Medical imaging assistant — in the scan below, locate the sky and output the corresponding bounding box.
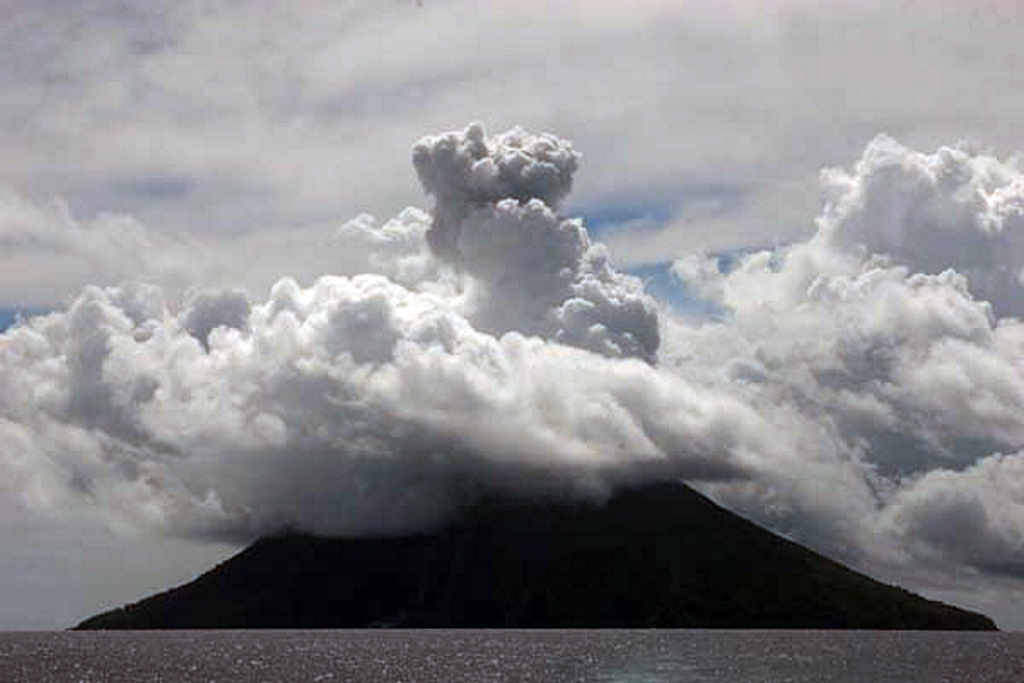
[2,0,1024,630]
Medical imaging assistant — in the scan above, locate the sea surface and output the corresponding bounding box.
[1,630,1022,682]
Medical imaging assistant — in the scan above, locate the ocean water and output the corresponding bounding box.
[1,630,1022,682]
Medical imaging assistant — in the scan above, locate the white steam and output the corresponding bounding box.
[414,123,659,361]
[2,125,1024,590]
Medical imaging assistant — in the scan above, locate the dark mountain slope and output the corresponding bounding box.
[76,482,995,630]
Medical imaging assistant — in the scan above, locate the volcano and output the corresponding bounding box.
[76,482,995,630]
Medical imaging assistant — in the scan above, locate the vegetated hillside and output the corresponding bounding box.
[76,482,996,630]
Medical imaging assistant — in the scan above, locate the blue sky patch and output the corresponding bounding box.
[0,307,50,333]
[578,184,746,239]
[579,204,674,235]
[626,261,722,320]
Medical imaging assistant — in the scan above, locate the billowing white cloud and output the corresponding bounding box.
[413,123,580,260]
[882,452,1024,575]
[819,135,1024,317]
[667,135,1024,575]
[6,0,1024,631]
[0,126,726,543]
[415,124,660,360]
[3,124,1024,622]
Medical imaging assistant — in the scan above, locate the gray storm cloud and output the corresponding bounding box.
[2,125,1024,590]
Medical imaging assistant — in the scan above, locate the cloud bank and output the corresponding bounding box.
[2,125,1024,596]
[669,135,1024,572]
[0,124,680,542]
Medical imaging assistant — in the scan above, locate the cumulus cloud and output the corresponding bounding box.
[882,452,1024,575]
[415,124,659,360]
[413,123,580,259]
[818,135,1024,317]
[181,290,251,350]
[0,125,718,543]
[4,124,1024,601]
[667,135,1024,574]
[0,274,763,541]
